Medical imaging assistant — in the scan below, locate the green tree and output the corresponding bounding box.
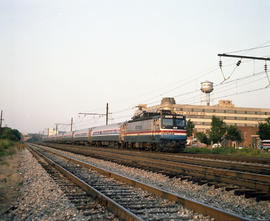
[196,132,210,145]
[0,127,21,141]
[186,119,194,137]
[257,117,270,140]
[225,125,242,143]
[208,116,226,144]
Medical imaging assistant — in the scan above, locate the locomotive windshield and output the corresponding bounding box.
[175,118,186,128]
[162,118,174,128]
[162,115,186,129]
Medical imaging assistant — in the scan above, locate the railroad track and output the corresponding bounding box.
[28,145,118,220]
[41,143,270,201]
[27,143,248,221]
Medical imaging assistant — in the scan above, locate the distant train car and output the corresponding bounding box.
[91,123,122,147]
[55,134,64,143]
[62,131,73,144]
[73,128,90,144]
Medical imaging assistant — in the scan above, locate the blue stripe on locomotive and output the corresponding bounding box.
[124,134,186,143]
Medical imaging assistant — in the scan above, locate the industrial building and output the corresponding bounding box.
[143,97,270,147]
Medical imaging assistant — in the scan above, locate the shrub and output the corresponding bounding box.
[0,139,16,158]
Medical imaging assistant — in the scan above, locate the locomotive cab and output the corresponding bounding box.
[161,114,186,129]
[159,111,187,150]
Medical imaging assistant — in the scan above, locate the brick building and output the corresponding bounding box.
[144,98,270,147]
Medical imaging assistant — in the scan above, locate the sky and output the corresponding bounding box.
[1,0,270,134]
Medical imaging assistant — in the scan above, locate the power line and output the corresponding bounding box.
[79,103,110,125]
[212,86,270,102]
[225,44,270,54]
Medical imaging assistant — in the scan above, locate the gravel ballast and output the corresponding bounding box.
[2,149,86,221]
[3,146,270,220]
[48,146,270,221]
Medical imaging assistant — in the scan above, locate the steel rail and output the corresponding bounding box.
[30,143,250,221]
[43,144,270,192]
[27,145,143,221]
[44,143,270,174]
[97,149,270,175]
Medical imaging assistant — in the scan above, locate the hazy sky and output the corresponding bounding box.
[1,0,270,134]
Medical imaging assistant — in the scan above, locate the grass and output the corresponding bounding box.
[184,146,270,158]
[0,139,25,164]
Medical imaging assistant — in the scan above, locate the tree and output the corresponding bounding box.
[225,125,242,143]
[186,119,194,137]
[196,132,210,145]
[208,116,226,144]
[0,127,21,141]
[257,117,270,140]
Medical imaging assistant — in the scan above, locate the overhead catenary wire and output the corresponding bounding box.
[212,86,270,102]
[186,84,270,106]
[177,72,267,105]
[113,70,267,117]
[53,45,270,131]
[70,69,268,131]
[225,44,270,54]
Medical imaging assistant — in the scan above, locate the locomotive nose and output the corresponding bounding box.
[170,141,176,147]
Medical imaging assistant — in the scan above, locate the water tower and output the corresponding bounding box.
[200,81,213,106]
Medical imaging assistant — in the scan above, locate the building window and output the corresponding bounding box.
[234,117,237,120]
[224,110,226,113]
[234,110,237,113]
[255,112,257,114]
[245,111,247,114]
[213,109,216,113]
[202,109,205,112]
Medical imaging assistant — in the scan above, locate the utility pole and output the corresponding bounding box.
[106,103,109,125]
[55,123,71,135]
[79,103,111,125]
[0,110,3,137]
[71,117,73,132]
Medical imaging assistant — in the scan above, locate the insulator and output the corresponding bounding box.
[219,60,222,68]
[265,64,267,72]
[236,60,241,66]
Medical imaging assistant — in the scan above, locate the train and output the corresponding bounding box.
[45,99,187,152]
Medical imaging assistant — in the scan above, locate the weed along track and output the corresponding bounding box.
[28,143,252,221]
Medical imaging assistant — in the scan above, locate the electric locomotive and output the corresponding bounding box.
[123,110,186,152]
